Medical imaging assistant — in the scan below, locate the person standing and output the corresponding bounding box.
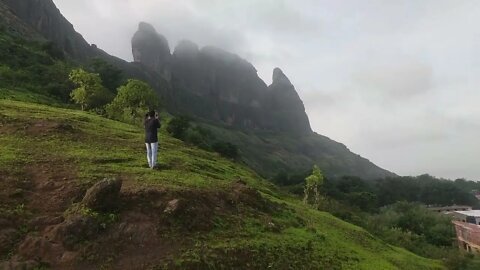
[144,110,161,169]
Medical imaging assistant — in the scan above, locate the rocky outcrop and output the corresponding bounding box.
[132,22,171,80]
[0,1,42,39]
[82,178,122,212]
[266,68,312,134]
[2,0,93,59]
[170,40,312,134]
[171,44,269,129]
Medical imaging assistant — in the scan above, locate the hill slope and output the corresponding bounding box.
[0,99,443,269]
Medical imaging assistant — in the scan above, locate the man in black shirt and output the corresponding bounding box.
[144,110,161,169]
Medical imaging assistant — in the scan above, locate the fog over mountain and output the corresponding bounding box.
[52,0,480,180]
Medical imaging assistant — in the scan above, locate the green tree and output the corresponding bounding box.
[88,58,124,92]
[304,165,324,206]
[69,68,112,110]
[106,79,159,123]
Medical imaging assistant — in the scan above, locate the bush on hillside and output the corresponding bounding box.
[88,58,124,93]
[212,141,239,159]
[69,68,113,110]
[106,79,159,123]
[184,126,213,150]
[41,41,65,60]
[304,165,324,206]
[167,116,191,140]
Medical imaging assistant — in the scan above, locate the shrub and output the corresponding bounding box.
[106,79,159,123]
[303,165,324,205]
[212,142,239,159]
[167,116,191,140]
[88,58,124,92]
[41,41,65,60]
[69,68,112,110]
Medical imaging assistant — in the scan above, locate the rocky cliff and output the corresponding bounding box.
[2,0,93,59]
[132,22,172,80]
[129,22,312,134]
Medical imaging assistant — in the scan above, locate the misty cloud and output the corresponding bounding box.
[52,0,480,180]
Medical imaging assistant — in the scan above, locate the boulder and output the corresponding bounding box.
[81,178,122,212]
[50,215,99,249]
[163,199,181,214]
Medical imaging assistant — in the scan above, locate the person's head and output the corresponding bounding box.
[147,110,155,118]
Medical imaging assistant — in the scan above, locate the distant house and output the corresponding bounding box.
[452,210,480,253]
[452,210,480,225]
[427,205,472,214]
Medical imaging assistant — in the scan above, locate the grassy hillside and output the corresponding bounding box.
[195,122,394,180]
[0,99,444,269]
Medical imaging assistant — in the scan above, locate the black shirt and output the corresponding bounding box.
[144,118,161,143]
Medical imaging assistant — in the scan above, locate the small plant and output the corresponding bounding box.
[303,165,324,206]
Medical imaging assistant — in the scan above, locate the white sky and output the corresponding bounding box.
[53,0,480,180]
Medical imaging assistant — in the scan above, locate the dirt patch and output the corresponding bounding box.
[24,159,83,215]
[26,120,76,136]
[0,119,78,136]
[3,178,280,269]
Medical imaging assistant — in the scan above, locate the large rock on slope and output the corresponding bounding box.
[82,178,122,211]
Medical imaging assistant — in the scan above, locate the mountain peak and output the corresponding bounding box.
[138,21,157,33]
[132,22,171,73]
[272,67,292,85]
[173,40,199,58]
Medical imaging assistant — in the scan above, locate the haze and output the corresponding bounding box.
[52,0,480,180]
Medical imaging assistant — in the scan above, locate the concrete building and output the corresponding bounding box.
[452,210,480,225]
[452,210,480,254]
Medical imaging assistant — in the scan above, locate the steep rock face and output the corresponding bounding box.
[171,43,269,129]
[2,0,92,59]
[266,68,312,134]
[0,1,42,39]
[132,22,171,80]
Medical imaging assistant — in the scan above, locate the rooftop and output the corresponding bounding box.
[455,210,480,217]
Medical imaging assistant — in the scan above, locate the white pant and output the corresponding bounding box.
[145,142,158,168]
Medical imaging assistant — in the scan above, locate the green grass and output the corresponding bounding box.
[0,99,445,269]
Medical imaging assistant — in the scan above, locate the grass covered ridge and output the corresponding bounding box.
[0,99,444,269]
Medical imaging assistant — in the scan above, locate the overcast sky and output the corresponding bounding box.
[52,0,480,180]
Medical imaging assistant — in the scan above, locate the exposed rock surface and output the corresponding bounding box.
[2,0,91,59]
[82,178,122,212]
[266,67,312,133]
[132,22,171,76]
